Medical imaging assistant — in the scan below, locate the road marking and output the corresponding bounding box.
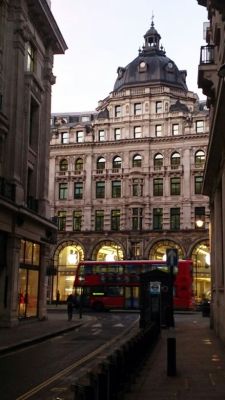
[16,318,138,400]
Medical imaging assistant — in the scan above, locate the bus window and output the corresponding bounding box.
[106,287,123,296]
[84,265,92,275]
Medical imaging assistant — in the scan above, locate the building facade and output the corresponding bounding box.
[49,23,210,305]
[0,0,67,326]
[198,0,225,341]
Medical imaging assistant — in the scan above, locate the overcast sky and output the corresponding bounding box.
[50,0,207,113]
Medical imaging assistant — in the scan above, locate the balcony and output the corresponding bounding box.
[0,177,16,201]
[198,45,217,99]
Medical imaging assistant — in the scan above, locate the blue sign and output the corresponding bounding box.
[166,248,178,267]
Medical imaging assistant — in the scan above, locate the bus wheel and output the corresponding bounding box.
[93,301,104,312]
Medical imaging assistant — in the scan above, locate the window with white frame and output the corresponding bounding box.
[196,120,204,133]
[114,128,121,140]
[76,131,84,143]
[61,132,69,144]
[98,130,105,141]
[134,126,142,138]
[172,124,179,136]
[115,105,121,117]
[156,101,163,114]
[26,42,35,72]
[155,125,162,137]
[134,103,142,115]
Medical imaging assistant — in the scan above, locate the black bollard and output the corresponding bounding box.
[167,337,176,376]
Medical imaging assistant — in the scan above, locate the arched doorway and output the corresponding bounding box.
[93,241,124,261]
[191,241,210,304]
[149,240,184,260]
[51,242,84,303]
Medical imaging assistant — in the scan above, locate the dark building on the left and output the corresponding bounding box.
[0,0,67,326]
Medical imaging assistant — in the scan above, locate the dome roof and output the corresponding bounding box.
[113,22,188,92]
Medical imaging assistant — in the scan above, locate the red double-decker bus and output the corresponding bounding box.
[74,259,194,311]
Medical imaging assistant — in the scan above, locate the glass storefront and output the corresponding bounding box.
[18,240,40,319]
[52,244,84,302]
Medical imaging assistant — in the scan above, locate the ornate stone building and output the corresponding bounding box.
[49,22,210,305]
[0,0,67,326]
[198,0,225,341]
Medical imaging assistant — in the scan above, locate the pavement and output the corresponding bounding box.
[0,305,88,356]
[123,312,225,400]
[1,308,225,399]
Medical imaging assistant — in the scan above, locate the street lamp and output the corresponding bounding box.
[196,218,204,228]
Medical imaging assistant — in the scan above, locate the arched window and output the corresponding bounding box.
[195,150,205,167]
[154,153,163,169]
[59,159,68,171]
[132,154,142,168]
[112,156,122,169]
[171,152,180,168]
[75,158,83,171]
[97,157,105,170]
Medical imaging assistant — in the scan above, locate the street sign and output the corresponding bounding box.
[166,248,178,267]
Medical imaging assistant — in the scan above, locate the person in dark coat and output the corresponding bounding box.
[67,293,74,321]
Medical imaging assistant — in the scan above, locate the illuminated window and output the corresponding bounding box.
[26,42,35,72]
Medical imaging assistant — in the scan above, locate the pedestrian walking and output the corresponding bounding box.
[67,293,74,321]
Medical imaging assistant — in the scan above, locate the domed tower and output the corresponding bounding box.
[114,21,188,92]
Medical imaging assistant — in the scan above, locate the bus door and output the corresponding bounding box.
[124,286,139,309]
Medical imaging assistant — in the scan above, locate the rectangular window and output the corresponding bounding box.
[111,210,120,231]
[112,180,121,198]
[170,177,181,195]
[155,125,162,137]
[98,130,105,141]
[134,126,142,138]
[81,116,90,122]
[76,131,84,143]
[156,101,163,113]
[131,242,141,258]
[59,183,68,200]
[132,208,143,230]
[115,105,121,117]
[172,124,179,135]
[195,176,203,194]
[134,103,142,115]
[153,178,163,196]
[61,132,69,144]
[29,97,39,147]
[114,128,121,140]
[96,181,105,198]
[73,210,82,231]
[74,182,83,199]
[95,210,104,231]
[196,120,204,133]
[132,178,143,196]
[170,208,180,230]
[153,208,163,230]
[195,207,205,229]
[26,42,35,72]
[58,211,66,231]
